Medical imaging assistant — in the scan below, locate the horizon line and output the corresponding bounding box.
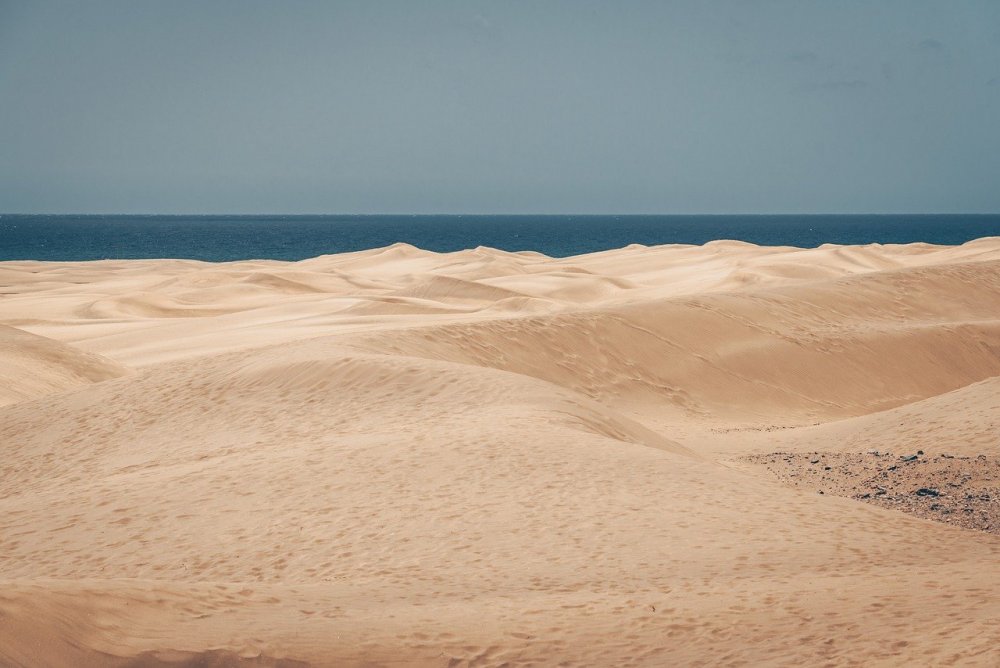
[3,212,1000,217]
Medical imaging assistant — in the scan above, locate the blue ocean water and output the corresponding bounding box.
[1,214,999,262]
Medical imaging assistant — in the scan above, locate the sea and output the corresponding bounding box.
[1,214,999,262]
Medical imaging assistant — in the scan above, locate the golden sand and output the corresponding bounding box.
[2,239,999,666]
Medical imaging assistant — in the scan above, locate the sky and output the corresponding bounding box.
[1,0,999,214]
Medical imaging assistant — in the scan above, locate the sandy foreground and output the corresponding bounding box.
[1,238,999,667]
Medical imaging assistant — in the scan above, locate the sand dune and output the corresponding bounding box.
[730,375,1000,458]
[0,324,129,406]
[1,238,999,666]
[346,259,1000,423]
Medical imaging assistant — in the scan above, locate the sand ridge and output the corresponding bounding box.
[1,238,999,666]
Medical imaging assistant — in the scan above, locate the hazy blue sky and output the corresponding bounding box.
[2,0,999,214]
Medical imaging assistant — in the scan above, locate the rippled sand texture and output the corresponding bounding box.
[2,238,999,667]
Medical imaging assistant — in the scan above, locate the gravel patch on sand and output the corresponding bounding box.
[745,450,999,534]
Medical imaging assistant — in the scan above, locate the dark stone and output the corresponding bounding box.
[900,455,918,462]
[915,488,940,497]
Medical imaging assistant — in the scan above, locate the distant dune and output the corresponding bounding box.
[1,239,999,666]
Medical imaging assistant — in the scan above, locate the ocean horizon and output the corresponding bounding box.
[2,213,1000,262]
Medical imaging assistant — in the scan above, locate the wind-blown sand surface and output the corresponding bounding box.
[1,238,999,666]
